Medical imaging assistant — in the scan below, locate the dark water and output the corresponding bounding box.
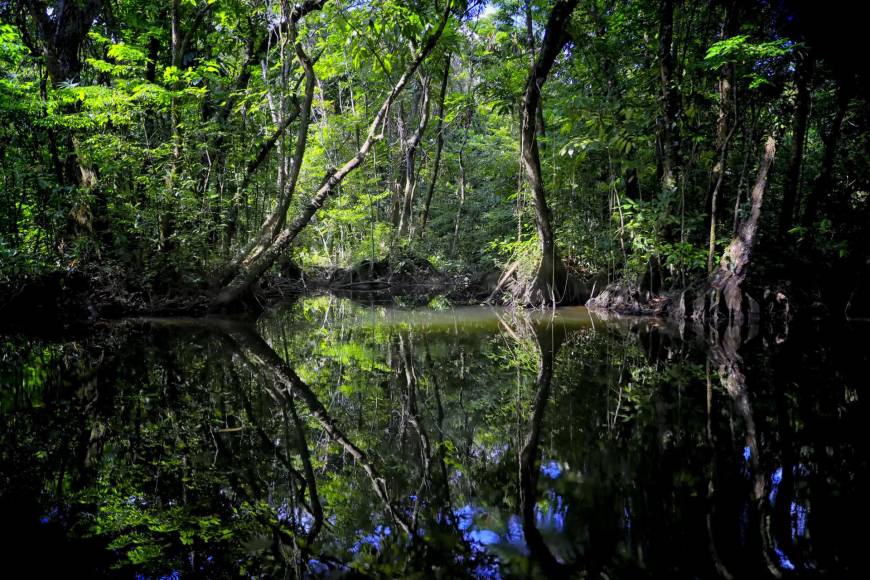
[1,297,867,578]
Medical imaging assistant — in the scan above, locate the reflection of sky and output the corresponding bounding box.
[276,502,314,534]
[792,503,808,539]
[775,547,796,571]
[350,524,392,554]
[768,464,811,571]
[467,529,501,545]
[541,460,562,479]
[506,515,526,549]
[768,465,810,540]
[307,558,331,575]
[470,442,510,464]
[536,490,567,533]
[451,505,504,579]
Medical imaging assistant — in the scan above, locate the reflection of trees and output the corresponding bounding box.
[5,303,862,577]
[224,348,323,551]
[705,321,786,578]
[219,320,414,537]
[500,312,571,576]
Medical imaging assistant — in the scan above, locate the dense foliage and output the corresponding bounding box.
[0,0,868,307]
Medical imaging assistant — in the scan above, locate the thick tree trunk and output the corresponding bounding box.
[213,3,452,308]
[778,50,813,238]
[26,0,108,246]
[418,55,451,236]
[524,0,547,140]
[518,0,579,307]
[696,136,777,325]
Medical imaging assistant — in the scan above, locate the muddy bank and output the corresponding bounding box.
[0,269,212,331]
[0,257,480,329]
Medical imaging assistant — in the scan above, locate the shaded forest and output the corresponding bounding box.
[1,0,868,321]
[2,2,870,576]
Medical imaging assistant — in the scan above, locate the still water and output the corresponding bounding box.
[1,297,867,577]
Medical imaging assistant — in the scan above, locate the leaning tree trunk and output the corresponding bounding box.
[221,29,317,281]
[213,3,452,309]
[518,0,579,307]
[695,135,777,326]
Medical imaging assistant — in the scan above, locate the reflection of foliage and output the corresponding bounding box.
[2,298,865,576]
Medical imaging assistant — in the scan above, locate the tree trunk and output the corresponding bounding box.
[778,50,813,239]
[213,3,452,308]
[398,75,432,237]
[223,32,317,278]
[656,0,680,192]
[801,80,851,231]
[216,2,325,253]
[450,143,467,256]
[697,135,777,326]
[524,0,547,140]
[706,0,738,272]
[26,0,108,245]
[419,55,451,237]
[519,0,579,307]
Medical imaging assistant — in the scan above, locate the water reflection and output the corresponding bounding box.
[1,297,867,577]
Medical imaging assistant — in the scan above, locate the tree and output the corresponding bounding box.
[696,135,777,325]
[778,48,813,239]
[213,1,454,308]
[516,0,579,307]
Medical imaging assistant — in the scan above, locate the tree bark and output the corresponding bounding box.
[418,55,451,236]
[801,80,851,231]
[519,0,579,307]
[706,0,739,272]
[213,3,453,308]
[778,50,813,239]
[656,0,680,192]
[698,135,777,326]
[398,74,432,237]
